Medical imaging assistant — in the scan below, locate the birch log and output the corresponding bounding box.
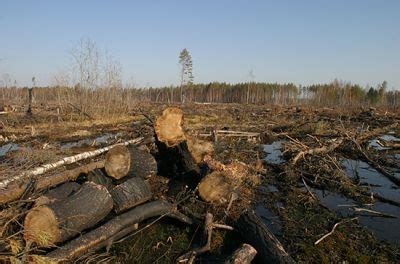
[0,137,143,189]
[0,160,105,205]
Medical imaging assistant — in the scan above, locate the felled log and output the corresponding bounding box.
[155,107,200,183]
[24,182,113,247]
[35,182,80,207]
[0,137,143,189]
[238,210,295,264]
[110,177,152,213]
[105,145,157,180]
[0,160,105,205]
[45,201,192,262]
[225,244,257,264]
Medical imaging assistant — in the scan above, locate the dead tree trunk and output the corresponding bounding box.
[110,177,152,213]
[154,107,200,185]
[24,182,113,247]
[237,210,295,264]
[27,88,33,115]
[105,145,157,180]
[45,201,192,262]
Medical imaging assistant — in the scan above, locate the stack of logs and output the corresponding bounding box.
[0,107,293,263]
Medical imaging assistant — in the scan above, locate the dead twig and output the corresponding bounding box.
[177,213,233,264]
[292,138,343,164]
[314,217,358,245]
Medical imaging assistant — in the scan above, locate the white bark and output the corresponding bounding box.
[0,137,143,189]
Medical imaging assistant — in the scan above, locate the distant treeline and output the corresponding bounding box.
[133,80,398,107]
[0,80,399,116]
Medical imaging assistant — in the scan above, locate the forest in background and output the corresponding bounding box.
[0,79,399,117]
[1,40,399,116]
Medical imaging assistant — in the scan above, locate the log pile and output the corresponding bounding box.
[0,106,293,263]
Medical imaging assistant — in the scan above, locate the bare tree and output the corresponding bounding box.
[103,51,122,89]
[70,38,101,90]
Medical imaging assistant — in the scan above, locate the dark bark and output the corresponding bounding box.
[126,146,157,179]
[105,145,157,180]
[237,210,295,264]
[154,107,201,186]
[24,182,113,247]
[35,182,80,206]
[156,139,200,180]
[87,168,113,190]
[110,177,152,213]
[45,201,192,262]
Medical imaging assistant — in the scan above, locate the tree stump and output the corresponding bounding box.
[154,107,200,185]
[24,182,113,247]
[105,145,157,180]
[110,177,152,213]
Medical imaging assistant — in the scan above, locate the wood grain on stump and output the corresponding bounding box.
[154,107,200,184]
[198,171,233,203]
[105,145,131,179]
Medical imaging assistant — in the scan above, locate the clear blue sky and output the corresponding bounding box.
[1,0,399,88]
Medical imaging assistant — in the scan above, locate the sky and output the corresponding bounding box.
[0,0,399,88]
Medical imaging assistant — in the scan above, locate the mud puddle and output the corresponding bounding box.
[262,140,285,164]
[309,188,400,244]
[303,158,400,243]
[368,134,400,150]
[60,132,124,150]
[261,140,400,244]
[0,143,19,157]
[255,204,283,238]
[343,159,399,202]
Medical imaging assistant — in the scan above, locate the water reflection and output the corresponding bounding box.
[0,143,19,157]
[263,141,285,164]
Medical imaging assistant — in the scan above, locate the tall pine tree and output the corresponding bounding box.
[179,48,193,103]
